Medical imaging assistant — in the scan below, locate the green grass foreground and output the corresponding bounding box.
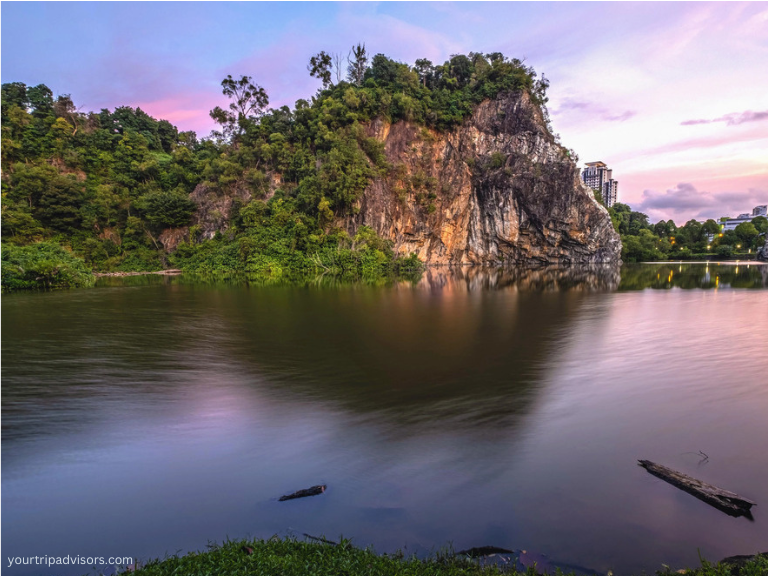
[128,538,768,576]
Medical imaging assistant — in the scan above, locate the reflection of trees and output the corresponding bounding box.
[4,267,612,445]
[8,263,762,446]
[619,263,767,290]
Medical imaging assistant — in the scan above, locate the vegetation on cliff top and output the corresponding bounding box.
[1,48,553,290]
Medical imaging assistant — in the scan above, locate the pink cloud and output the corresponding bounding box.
[613,127,768,161]
[635,183,767,223]
[681,109,768,126]
[551,98,636,123]
[133,92,223,136]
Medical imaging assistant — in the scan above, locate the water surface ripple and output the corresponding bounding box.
[2,263,767,575]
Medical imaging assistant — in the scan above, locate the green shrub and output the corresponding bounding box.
[1,242,95,291]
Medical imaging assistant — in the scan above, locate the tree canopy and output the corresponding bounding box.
[1,48,555,289]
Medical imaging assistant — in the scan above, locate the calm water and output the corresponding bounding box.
[2,263,767,575]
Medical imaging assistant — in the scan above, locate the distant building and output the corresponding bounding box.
[581,161,619,208]
[721,205,767,231]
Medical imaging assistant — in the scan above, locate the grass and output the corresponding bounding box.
[127,538,768,576]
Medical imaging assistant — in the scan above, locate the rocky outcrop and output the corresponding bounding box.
[189,181,251,240]
[181,90,620,265]
[345,91,620,266]
[158,226,189,253]
[757,235,768,261]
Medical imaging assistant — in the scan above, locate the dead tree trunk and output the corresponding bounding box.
[638,460,756,518]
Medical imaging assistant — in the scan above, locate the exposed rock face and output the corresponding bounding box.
[190,181,252,240]
[158,226,189,253]
[344,91,621,266]
[179,91,620,264]
[757,236,768,261]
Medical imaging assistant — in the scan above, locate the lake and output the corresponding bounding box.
[2,262,767,575]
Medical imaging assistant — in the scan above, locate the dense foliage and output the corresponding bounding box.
[604,202,767,263]
[1,241,95,291]
[2,49,548,290]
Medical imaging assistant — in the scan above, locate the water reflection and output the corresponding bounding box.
[92,262,767,292]
[2,269,594,445]
[2,263,767,576]
[619,262,768,290]
[418,264,621,292]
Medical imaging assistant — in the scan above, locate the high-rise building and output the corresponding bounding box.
[581,161,619,208]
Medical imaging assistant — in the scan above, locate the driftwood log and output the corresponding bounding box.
[638,460,756,517]
[303,533,337,546]
[278,484,326,501]
[456,546,514,558]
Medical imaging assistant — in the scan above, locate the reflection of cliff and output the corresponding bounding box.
[417,264,621,292]
[210,276,595,434]
[1,272,596,445]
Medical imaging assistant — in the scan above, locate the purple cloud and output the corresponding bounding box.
[681,109,768,126]
[551,98,635,122]
[635,183,767,223]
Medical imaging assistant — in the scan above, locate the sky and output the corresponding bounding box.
[2,1,767,224]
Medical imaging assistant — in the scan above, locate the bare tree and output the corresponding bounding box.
[346,43,368,86]
[332,52,345,84]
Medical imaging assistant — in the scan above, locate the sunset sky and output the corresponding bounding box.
[2,2,766,224]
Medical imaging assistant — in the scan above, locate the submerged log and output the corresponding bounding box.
[302,533,337,546]
[720,552,768,575]
[456,546,514,558]
[638,460,756,517]
[278,484,326,501]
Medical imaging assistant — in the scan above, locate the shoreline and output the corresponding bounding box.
[92,269,183,277]
[123,537,767,576]
[92,260,765,278]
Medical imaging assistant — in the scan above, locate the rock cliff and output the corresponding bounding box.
[182,90,621,266]
[344,90,621,266]
[757,235,768,261]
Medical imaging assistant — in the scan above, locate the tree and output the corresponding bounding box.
[139,190,197,228]
[702,219,721,236]
[209,75,269,138]
[414,58,433,88]
[751,215,768,234]
[346,43,368,86]
[369,54,400,85]
[1,82,29,119]
[682,219,703,243]
[734,222,758,245]
[53,94,81,135]
[448,55,473,88]
[27,84,54,117]
[308,51,333,89]
[157,120,178,153]
[332,52,345,85]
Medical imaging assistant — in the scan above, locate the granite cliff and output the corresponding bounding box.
[181,91,621,267]
[757,235,768,261]
[344,91,621,266]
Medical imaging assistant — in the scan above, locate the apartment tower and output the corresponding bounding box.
[581,161,619,208]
